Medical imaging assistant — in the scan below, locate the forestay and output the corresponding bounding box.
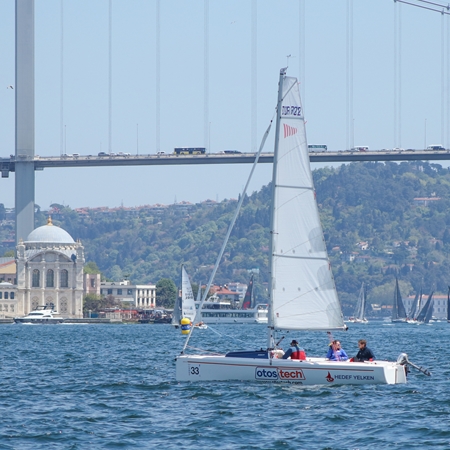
[270,76,345,331]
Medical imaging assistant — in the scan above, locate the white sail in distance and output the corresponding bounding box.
[181,266,196,323]
[270,76,346,331]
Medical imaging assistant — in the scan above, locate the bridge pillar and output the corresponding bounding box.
[15,0,35,243]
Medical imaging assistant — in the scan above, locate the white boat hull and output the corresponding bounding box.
[14,317,64,324]
[176,355,407,385]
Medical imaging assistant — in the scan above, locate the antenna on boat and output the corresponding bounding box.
[286,54,291,67]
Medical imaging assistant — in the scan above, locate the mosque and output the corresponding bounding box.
[0,218,84,318]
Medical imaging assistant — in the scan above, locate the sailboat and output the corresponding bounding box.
[348,283,368,323]
[171,296,182,328]
[392,278,408,323]
[173,265,197,329]
[241,274,255,310]
[176,68,407,385]
[416,291,434,324]
[406,287,422,324]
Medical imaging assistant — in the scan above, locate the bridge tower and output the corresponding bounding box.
[15,0,35,243]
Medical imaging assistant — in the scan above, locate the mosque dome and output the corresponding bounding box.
[25,217,75,244]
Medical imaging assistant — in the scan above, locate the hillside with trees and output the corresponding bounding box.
[2,161,450,315]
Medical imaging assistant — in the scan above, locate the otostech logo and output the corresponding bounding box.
[255,367,305,382]
[255,367,278,380]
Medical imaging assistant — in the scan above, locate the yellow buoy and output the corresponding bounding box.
[180,317,192,335]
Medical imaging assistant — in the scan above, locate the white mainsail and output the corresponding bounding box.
[181,266,196,323]
[270,75,345,331]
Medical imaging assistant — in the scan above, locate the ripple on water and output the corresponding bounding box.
[0,322,449,448]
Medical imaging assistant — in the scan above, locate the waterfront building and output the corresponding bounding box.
[0,258,16,284]
[84,273,101,296]
[15,217,85,318]
[100,280,156,309]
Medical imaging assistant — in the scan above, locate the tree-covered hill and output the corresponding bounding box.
[4,160,450,314]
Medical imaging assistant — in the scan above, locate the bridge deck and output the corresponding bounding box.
[2,150,450,175]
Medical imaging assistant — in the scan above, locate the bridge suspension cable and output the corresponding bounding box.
[394,0,450,15]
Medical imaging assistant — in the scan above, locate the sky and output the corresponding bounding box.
[1,0,450,210]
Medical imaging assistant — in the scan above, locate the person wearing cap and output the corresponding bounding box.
[282,340,306,360]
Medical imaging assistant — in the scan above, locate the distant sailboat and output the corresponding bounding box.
[407,287,422,324]
[241,274,254,310]
[171,296,182,328]
[173,265,197,328]
[348,282,368,323]
[392,278,408,323]
[416,291,434,324]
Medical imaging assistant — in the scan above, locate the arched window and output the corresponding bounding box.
[46,269,54,288]
[60,270,69,288]
[32,269,40,287]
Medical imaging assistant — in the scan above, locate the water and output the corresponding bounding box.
[0,321,449,449]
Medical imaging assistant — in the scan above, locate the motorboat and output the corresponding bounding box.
[14,304,65,324]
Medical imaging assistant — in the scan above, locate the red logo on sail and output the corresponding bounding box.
[283,124,298,138]
[325,371,334,382]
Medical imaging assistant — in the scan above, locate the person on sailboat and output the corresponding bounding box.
[282,340,306,360]
[351,339,375,362]
[326,340,349,361]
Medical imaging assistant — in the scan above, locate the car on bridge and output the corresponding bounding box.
[98,152,107,157]
[426,145,445,150]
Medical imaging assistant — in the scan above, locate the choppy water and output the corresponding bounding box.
[0,321,448,449]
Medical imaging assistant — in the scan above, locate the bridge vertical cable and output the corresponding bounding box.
[156,0,161,153]
[447,13,449,150]
[399,2,402,148]
[204,1,209,153]
[394,1,400,148]
[441,12,445,146]
[251,0,257,153]
[108,0,112,154]
[346,0,353,150]
[60,0,64,157]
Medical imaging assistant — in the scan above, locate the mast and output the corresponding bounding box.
[447,286,450,323]
[361,283,366,320]
[267,67,287,349]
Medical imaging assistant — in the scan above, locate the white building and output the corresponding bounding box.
[14,218,85,318]
[100,280,156,309]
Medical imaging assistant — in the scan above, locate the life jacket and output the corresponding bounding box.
[291,345,306,360]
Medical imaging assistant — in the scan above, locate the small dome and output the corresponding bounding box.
[26,217,75,244]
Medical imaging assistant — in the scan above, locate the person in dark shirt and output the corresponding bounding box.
[353,339,375,362]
